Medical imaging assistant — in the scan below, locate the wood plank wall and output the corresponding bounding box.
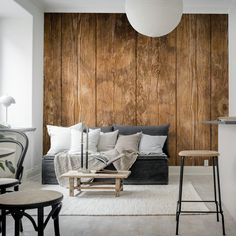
[44,13,228,166]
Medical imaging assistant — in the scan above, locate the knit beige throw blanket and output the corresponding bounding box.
[54,149,138,187]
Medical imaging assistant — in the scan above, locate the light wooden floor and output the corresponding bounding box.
[5,175,236,236]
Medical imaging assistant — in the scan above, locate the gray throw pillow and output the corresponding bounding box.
[115,133,142,153]
[139,134,167,154]
[98,130,119,152]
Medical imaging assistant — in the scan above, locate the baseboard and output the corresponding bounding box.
[24,165,41,180]
[169,166,212,175]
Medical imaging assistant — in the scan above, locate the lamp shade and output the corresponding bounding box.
[0,95,16,107]
[125,0,183,37]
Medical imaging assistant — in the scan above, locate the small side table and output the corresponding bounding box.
[0,190,63,236]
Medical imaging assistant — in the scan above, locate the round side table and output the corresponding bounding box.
[0,190,63,236]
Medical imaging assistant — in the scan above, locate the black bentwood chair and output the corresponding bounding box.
[0,129,29,232]
[0,129,29,193]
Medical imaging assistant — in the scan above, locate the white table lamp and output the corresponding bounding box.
[0,95,15,126]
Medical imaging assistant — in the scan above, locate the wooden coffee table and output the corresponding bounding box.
[61,170,131,197]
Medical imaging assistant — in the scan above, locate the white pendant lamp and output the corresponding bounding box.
[125,0,183,37]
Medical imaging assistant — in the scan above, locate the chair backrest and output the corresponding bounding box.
[0,129,29,182]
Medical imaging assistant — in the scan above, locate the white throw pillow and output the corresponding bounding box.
[139,134,167,154]
[69,129,100,154]
[98,130,119,152]
[47,123,82,155]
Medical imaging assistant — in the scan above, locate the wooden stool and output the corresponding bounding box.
[176,150,225,235]
[0,190,63,236]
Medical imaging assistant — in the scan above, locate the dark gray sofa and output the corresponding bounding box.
[42,124,169,185]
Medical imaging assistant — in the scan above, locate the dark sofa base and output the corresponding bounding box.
[42,155,169,185]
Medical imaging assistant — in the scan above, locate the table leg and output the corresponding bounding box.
[38,207,44,236]
[120,179,124,191]
[115,178,121,197]
[77,178,81,192]
[69,177,75,197]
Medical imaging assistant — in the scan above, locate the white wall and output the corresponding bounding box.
[0,17,33,127]
[217,0,236,222]
[14,0,44,173]
[219,125,236,221]
[229,1,236,115]
[0,0,44,176]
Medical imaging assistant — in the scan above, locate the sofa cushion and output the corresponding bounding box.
[113,124,170,155]
[88,126,113,133]
[115,133,142,153]
[43,155,55,160]
[47,123,83,155]
[98,130,119,152]
[69,129,100,154]
[139,134,167,154]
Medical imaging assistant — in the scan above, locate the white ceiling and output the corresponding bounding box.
[0,0,30,18]
[35,0,231,13]
[0,0,232,18]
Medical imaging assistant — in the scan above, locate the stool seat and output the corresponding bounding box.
[0,178,19,189]
[179,150,219,157]
[0,190,63,209]
[0,190,63,236]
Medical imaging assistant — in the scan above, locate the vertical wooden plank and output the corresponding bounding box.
[137,36,160,125]
[211,15,229,151]
[195,15,211,165]
[77,14,96,126]
[61,14,78,126]
[97,14,136,126]
[96,14,115,126]
[112,14,136,125]
[177,15,197,166]
[43,14,62,154]
[159,31,177,165]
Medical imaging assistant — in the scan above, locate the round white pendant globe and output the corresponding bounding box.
[125,0,183,37]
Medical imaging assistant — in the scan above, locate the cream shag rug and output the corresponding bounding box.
[40,183,208,216]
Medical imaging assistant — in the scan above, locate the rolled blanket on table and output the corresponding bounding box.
[54,149,138,187]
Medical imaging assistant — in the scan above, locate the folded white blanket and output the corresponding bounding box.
[54,149,138,187]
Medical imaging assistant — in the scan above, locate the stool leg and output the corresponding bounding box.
[216,157,226,235]
[53,215,60,236]
[212,157,219,222]
[38,207,44,236]
[176,156,185,235]
[52,203,62,236]
[0,209,2,234]
[14,214,21,236]
[1,209,6,236]
[19,220,23,232]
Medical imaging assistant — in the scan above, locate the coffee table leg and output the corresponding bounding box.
[120,179,124,191]
[38,207,44,236]
[77,178,81,192]
[69,177,75,197]
[115,178,121,197]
